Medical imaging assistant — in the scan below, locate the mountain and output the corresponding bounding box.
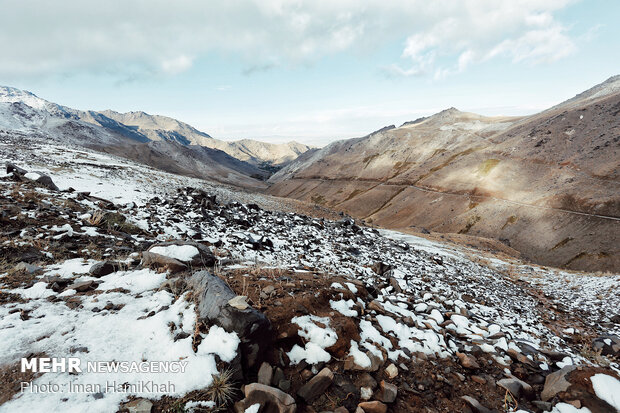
[0,86,287,189]
[100,110,313,167]
[268,76,620,272]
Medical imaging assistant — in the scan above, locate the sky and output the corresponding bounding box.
[1,0,618,146]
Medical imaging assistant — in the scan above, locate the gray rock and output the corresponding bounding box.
[592,335,620,357]
[6,163,27,176]
[89,261,120,277]
[258,361,273,385]
[497,377,534,400]
[541,365,577,401]
[190,271,272,372]
[142,251,187,273]
[67,280,96,292]
[234,383,296,413]
[14,262,41,274]
[375,380,398,403]
[298,367,334,402]
[460,396,496,413]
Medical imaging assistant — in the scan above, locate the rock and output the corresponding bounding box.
[385,363,398,379]
[371,262,392,276]
[89,261,120,277]
[6,163,27,176]
[147,240,216,267]
[332,374,360,412]
[360,387,373,400]
[228,295,249,310]
[471,375,486,385]
[532,400,553,412]
[14,262,41,274]
[67,280,96,293]
[356,373,378,389]
[258,362,274,385]
[272,367,285,387]
[263,285,275,295]
[460,396,496,413]
[190,271,272,372]
[234,383,296,413]
[357,401,387,413]
[541,366,576,401]
[374,381,397,403]
[367,300,385,314]
[30,173,59,191]
[497,377,534,400]
[141,251,187,274]
[298,367,334,402]
[592,335,620,357]
[334,407,348,413]
[456,352,480,369]
[124,398,153,413]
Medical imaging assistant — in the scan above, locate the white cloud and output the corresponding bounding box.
[0,0,579,80]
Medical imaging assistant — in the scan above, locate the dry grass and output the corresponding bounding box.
[206,368,237,407]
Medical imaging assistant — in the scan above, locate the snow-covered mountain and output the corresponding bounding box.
[0,86,313,188]
[100,109,313,166]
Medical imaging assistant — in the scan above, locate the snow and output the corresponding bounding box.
[550,403,592,413]
[97,268,167,294]
[348,340,371,368]
[24,172,41,181]
[287,315,337,365]
[197,325,240,363]
[330,299,358,316]
[149,245,199,262]
[244,403,260,413]
[185,400,216,411]
[590,373,620,410]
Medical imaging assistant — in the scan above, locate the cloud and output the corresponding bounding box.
[0,0,580,80]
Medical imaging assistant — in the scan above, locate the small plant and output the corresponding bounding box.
[87,210,106,226]
[206,368,236,407]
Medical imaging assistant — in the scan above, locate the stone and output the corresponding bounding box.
[532,400,553,412]
[368,300,385,314]
[460,396,495,413]
[471,375,486,385]
[263,285,275,295]
[147,240,216,267]
[360,387,373,400]
[6,163,27,176]
[89,261,120,277]
[14,262,41,274]
[456,352,480,369]
[190,271,272,372]
[497,377,534,400]
[228,296,249,310]
[541,365,577,401]
[67,280,96,292]
[356,373,378,389]
[332,374,360,412]
[234,383,296,413]
[371,262,392,276]
[374,381,397,403]
[298,367,334,402]
[141,251,187,274]
[258,362,274,385]
[334,407,348,413]
[357,401,387,413]
[385,363,398,379]
[124,398,153,413]
[592,335,620,357]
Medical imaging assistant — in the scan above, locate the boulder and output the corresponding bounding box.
[234,383,296,413]
[190,271,272,372]
[89,261,121,277]
[258,362,274,385]
[541,366,577,401]
[298,367,334,402]
[6,163,27,176]
[147,241,215,268]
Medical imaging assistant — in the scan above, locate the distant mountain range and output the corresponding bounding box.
[268,76,620,272]
[0,86,312,188]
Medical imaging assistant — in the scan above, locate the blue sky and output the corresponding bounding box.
[1,0,618,146]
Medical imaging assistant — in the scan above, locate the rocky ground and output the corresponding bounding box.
[0,143,619,413]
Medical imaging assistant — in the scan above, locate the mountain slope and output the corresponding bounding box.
[0,86,268,189]
[268,77,620,272]
[100,110,313,167]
